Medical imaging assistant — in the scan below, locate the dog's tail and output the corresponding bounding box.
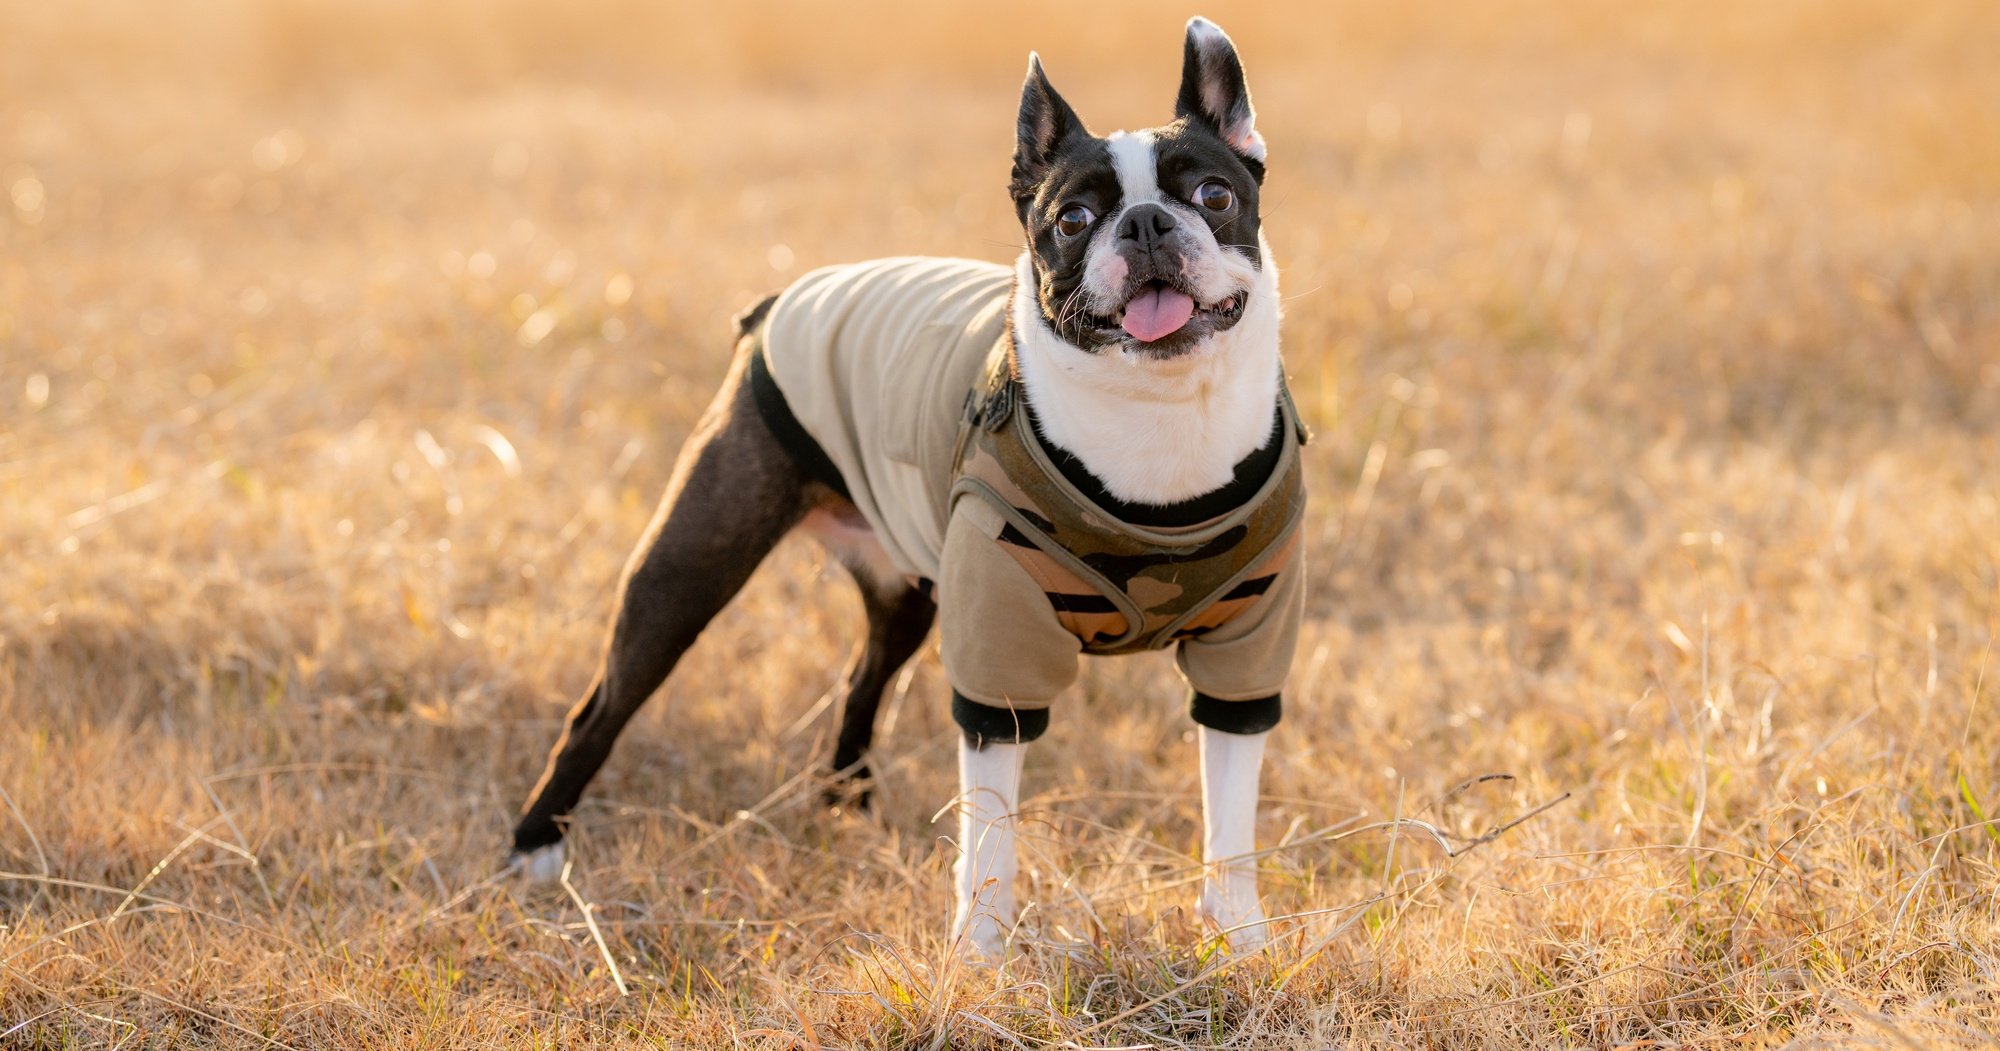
[732,292,781,340]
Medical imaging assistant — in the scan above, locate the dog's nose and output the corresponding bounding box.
[1116,203,1177,253]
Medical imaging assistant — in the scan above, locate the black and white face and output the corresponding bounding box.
[1010,18,1269,360]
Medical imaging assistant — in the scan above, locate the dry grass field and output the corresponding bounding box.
[4,1,1999,1046]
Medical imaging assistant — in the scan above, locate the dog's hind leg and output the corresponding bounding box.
[511,348,815,873]
[800,506,937,807]
[816,531,937,807]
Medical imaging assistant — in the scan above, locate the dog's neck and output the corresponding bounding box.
[1009,243,1283,506]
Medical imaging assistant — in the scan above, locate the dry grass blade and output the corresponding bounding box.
[0,781,51,916]
[558,859,629,997]
[110,818,222,919]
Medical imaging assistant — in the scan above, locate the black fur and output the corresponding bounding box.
[513,344,821,856]
[1010,54,1092,219]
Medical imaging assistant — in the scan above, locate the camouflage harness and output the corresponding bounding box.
[949,346,1308,656]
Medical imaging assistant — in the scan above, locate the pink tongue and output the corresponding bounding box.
[1120,285,1196,342]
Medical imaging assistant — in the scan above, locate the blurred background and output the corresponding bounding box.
[3,1,1998,1045]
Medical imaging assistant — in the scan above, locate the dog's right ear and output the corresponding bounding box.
[1010,53,1086,210]
[1176,18,1266,168]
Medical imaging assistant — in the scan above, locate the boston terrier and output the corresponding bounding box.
[510,17,1305,960]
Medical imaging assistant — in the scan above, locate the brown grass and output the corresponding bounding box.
[4,1,1999,1046]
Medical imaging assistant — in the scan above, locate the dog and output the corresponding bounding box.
[510,17,1305,959]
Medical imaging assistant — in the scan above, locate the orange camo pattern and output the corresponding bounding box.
[952,349,1307,656]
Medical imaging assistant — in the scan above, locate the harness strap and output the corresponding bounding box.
[949,343,1307,656]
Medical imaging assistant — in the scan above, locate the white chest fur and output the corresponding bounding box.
[1010,245,1283,506]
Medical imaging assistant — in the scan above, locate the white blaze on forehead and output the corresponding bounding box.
[1104,130,1160,206]
[1080,130,1164,311]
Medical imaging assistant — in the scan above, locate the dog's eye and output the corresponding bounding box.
[1055,205,1095,238]
[1196,181,1235,212]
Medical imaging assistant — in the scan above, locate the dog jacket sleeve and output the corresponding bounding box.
[937,496,1083,711]
[1174,545,1306,702]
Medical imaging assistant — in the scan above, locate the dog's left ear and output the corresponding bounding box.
[1011,53,1088,208]
[1175,17,1266,170]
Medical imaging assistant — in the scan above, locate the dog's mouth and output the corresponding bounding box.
[1084,280,1247,356]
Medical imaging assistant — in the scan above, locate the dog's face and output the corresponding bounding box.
[1010,18,1268,361]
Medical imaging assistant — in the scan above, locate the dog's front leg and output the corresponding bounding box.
[951,738,1026,960]
[1198,725,1270,952]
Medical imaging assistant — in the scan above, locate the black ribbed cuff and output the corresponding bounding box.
[952,691,1050,748]
[1190,691,1282,734]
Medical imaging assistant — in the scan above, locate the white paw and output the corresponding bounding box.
[1198,882,1269,954]
[512,841,567,884]
[951,909,1010,963]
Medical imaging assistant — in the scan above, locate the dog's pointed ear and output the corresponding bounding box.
[1011,53,1087,204]
[1176,18,1266,167]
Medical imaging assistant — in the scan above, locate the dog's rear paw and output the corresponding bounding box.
[509,841,567,884]
[820,766,873,814]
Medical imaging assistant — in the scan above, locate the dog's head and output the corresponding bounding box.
[1010,17,1268,361]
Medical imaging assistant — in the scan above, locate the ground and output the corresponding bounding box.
[3,1,1999,1047]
